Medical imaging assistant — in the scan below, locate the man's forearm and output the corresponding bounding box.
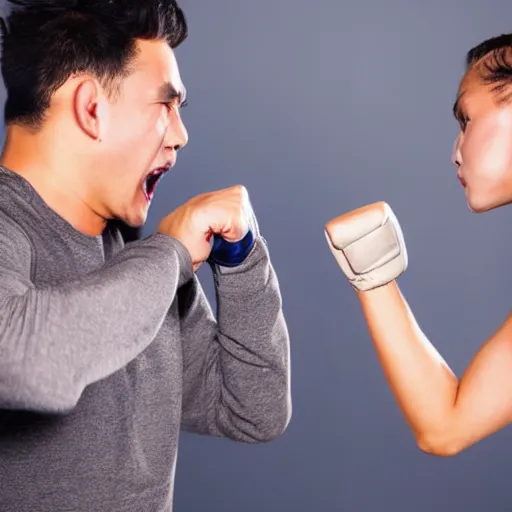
[357,281,460,452]
[180,237,291,443]
[214,240,291,441]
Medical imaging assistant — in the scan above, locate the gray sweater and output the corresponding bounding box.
[0,167,291,512]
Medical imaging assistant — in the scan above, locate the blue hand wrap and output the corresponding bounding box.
[209,229,255,267]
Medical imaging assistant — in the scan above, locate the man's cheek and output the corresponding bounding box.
[155,111,169,139]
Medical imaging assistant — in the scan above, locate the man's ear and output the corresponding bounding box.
[73,78,106,141]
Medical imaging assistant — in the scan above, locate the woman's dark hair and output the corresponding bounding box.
[466,34,512,103]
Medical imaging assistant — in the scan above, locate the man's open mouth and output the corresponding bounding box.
[143,167,169,202]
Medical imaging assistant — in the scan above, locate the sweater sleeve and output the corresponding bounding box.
[0,212,193,414]
[179,236,292,443]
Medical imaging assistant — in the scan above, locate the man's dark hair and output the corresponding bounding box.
[466,34,512,102]
[0,0,188,128]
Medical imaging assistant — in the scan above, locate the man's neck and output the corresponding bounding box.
[1,126,107,237]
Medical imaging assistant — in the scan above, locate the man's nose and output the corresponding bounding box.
[166,115,189,152]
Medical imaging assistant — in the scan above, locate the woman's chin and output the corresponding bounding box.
[465,187,508,213]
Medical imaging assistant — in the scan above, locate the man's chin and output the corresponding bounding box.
[120,207,148,229]
[127,213,147,228]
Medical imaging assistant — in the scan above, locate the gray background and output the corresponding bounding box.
[3,1,512,511]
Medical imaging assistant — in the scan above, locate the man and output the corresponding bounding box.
[324,34,512,457]
[0,1,291,510]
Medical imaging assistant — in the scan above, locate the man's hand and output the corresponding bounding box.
[324,201,408,291]
[158,185,252,270]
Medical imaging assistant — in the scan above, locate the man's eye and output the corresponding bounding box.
[163,100,187,111]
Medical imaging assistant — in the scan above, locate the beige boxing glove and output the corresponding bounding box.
[324,201,408,292]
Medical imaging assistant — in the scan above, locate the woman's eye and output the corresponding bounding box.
[458,110,470,131]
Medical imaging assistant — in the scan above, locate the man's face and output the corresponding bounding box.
[452,66,512,212]
[93,39,188,227]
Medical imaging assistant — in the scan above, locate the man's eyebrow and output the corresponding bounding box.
[158,82,187,105]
